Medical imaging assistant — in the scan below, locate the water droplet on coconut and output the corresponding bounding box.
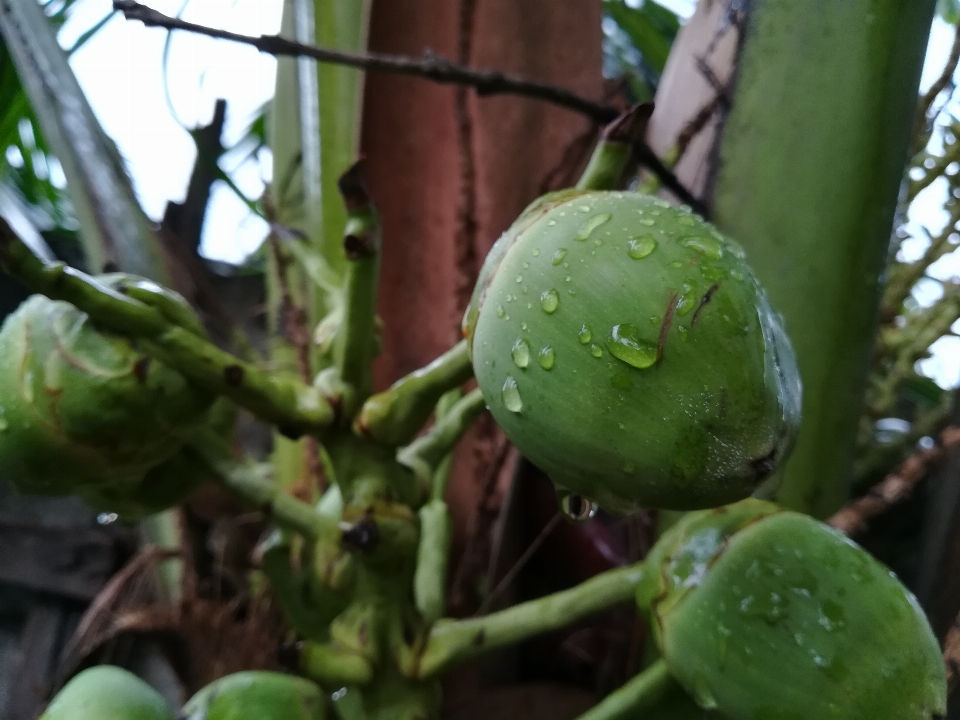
[575,213,611,241]
[680,235,723,260]
[607,324,657,369]
[502,376,523,413]
[628,236,657,259]
[511,338,530,368]
[540,288,560,314]
[538,346,555,370]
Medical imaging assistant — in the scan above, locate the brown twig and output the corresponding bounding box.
[827,426,960,535]
[112,0,698,208]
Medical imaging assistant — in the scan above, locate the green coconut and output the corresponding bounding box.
[636,499,946,719]
[40,666,175,720]
[464,190,801,512]
[181,671,326,720]
[0,274,213,499]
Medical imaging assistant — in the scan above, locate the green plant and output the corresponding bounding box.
[0,1,949,719]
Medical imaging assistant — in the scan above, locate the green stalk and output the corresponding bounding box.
[187,438,335,541]
[295,641,374,686]
[413,563,645,678]
[574,661,679,720]
[355,340,474,446]
[396,388,486,492]
[576,104,652,191]
[709,0,936,515]
[334,162,380,406]
[0,221,335,435]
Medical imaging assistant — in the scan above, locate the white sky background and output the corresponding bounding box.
[56,0,959,387]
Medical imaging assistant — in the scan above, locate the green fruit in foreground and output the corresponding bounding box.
[0,275,213,499]
[464,190,801,512]
[637,499,946,719]
[41,665,175,720]
[182,671,325,720]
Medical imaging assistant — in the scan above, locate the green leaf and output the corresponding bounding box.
[603,0,680,76]
[938,0,960,23]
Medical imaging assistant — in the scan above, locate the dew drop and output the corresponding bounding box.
[590,344,603,358]
[502,376,523,413]
[511,338,531,368]
[515,275,523,283]
[676,287,698,316]
[575,213,612,241]
[680,235,723,260]
[547,219,557,226]
[731,269,744,281]
[669,260,684,268]
[639,218,656,226]
[578,325,592,344]
[627,236,658,259]
[607,324,657,369]
[577,205,592,213]
[522,262,530,269]
[532,248,540,256]
[496,304,505,318]
[552,248,568,266]
[538,346,555,370]
[540,288,560,314]
[521,322,528,331]
[679,216,696,227]
[560,493,596,521]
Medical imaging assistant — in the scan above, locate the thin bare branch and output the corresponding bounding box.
[828,426,960,535]
[112,0,701,209]
[914,23,960,154]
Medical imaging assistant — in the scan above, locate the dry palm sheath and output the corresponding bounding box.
[0,110,945,720]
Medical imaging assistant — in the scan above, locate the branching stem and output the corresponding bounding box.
[0,219,335,437]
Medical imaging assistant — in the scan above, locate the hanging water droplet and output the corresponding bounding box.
[496,304,505,318]
[538,346,555,370]
[607,324,657,369]
[540,288,560,314]
[680,235,723,260]
[560,493,596,521]
[578,325,592,344]
[575,213,612,241]
[590,344,603,358]
[502,376,523,413]
[511,338,531,368]
[627,236,657,259]
[552,248,568,265]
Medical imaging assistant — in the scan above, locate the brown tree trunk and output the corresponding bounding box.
[361,0,602,585]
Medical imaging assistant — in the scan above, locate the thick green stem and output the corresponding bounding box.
[355,340,473,446]
[414,562,645,678]
[188,438,336,541]
[0,220,335,437]
[296,641,374,686]
[574,661,679,720]
[413,499,452,624]
[576,104,652,191]
[396,388,486,492]
[334,163,381,408]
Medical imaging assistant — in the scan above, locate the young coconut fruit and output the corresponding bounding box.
[463,190,801,512]
[181,671,326,720]
[40,665,175,720]
[0,274,214,500]
[635,498,947,719]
